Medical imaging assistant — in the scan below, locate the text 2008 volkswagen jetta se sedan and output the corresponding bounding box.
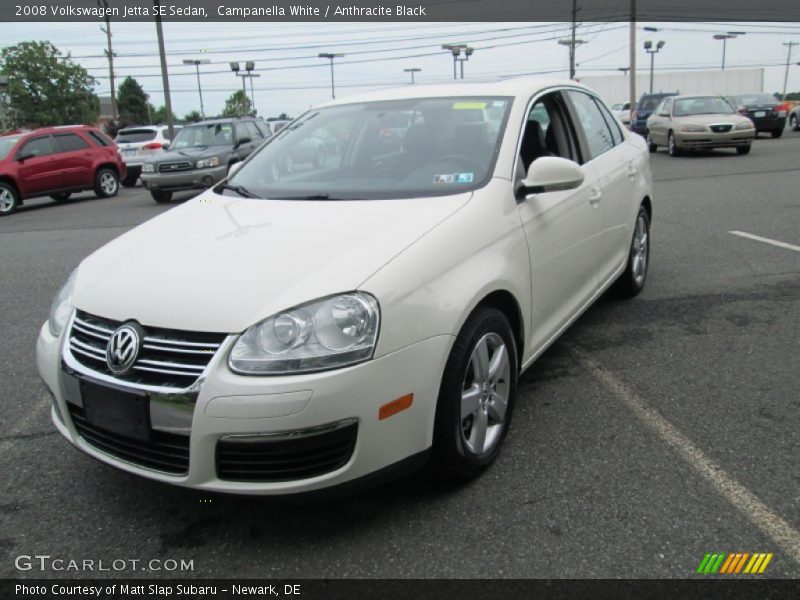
[37,78,653,494]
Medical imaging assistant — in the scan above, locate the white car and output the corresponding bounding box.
[115,125,180,187]
[611,102,634,126]
[37,78,653,495]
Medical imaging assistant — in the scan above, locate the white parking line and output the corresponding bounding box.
[729,230,800,253]
[571,347,800,567]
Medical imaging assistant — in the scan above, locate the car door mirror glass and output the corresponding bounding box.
[517,156,584,199]
[236,136,251,147]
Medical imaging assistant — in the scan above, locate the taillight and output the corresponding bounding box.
[143,142,163,149]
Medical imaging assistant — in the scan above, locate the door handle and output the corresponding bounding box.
[588,189,602,206]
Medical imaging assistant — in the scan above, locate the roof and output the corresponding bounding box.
[315,76,592,108]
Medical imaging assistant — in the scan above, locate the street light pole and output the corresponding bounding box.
[644,39,665,93]
[404,67,421,84]
[183,58,210,118]
[783,42,798,99]
[713,33,744,70]
[98,0,117,123]
[319,53,344,99]
[442,44,474,80]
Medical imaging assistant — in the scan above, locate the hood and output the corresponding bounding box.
[673,114,751,126]
[154,146,229,162]
[73,191,470,333]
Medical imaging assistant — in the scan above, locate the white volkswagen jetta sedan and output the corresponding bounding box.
[37,78,653,494]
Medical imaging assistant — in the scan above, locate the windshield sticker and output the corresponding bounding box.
[434,173,474,184]
[453,102,487,110]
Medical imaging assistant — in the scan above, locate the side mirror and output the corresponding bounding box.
[16,150,36,161]
[161,143,170,150]
[227,161,243,177]
[236,136,251,147]
[516,156,584,200]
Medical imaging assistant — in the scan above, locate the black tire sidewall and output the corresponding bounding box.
[433,307,518,479]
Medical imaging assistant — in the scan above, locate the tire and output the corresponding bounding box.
[50,192,71,202]
[121,173,139,187]
[736,145,751,155]
[667,131,681,157]
[646,131,657,153]
[0,182,19,217]
[771,128,783,139]
[613,205,650,298]
[791,115,799,131]
[432,307,518,482]
[150,190,173,204]
[94,168,119,198]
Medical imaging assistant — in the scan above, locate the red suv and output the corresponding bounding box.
[0,125,126,216]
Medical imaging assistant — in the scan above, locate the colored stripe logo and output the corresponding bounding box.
[696,552,773,574]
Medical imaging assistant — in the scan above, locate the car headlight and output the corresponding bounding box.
[48,270,77,337]
[142,163,155,173]
[229,293,380,375]
[734,121,754,130]
[196,156,220,169]
[681,123,706,132]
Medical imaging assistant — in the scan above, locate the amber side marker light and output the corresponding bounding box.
[379,394,414,420]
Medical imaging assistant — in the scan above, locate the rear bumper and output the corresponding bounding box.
[141,165,227,192]
[749,116,786,132]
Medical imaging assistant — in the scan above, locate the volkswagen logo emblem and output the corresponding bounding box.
[106,324,141,375]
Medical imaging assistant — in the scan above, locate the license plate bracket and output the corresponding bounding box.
[81,381,151,442]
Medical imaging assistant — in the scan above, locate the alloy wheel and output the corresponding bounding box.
[631,212,649,286]
[0,188,15,213]
[100,173,118,195]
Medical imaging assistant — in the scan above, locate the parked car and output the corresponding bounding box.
[727,93,787,138]
[790,104,800,131]
[611,101,635,126]
[140,117,270,203]
[115,125,180,187]
[0,125,125,216]
[645,94,755,156]
[37,78,653,494]
[631,92,678,135]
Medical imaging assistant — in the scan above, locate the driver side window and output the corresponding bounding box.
[517,92,578,177]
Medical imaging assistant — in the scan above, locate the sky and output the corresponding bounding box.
[2,20,800,119]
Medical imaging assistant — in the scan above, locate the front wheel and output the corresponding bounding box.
[667,131,681,157]
[736,144,751,155]
[0,182,19,216]
[613,205,650,298]
[94,168,119,198]
[771,128,783,139]
[646,131,657,153]
[432,307,518,482]
[150,190,173,203]
[791,115,799,131]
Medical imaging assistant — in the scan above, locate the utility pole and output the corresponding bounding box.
[404,67,421,84]
[570,0,579,80]
[99,0,117,123]
[629,0,636,126]
[183,59,210,119]
[783,42,798,99]
[319,53,344,99]
[153,0,175,139]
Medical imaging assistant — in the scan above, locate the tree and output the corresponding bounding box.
[117,76,149,126]
[183,110,202,123]
[150,104,168,124]
[222,90,251,117]
[277,112,290,120]
[0,41,99,127]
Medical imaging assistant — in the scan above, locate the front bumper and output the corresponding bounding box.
[37,320,451,495]
[674,129,755,148]
[141,165,227,193]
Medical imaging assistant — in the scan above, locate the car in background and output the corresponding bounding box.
[789,104,800,131]
[0,125,125,216]
[727,93,786,138]
[631,92,678,135]
[611,101,635,126]
[140,117,269,203]
[38,78,654,494]
[645,94,755,156]
[115,125,180,187]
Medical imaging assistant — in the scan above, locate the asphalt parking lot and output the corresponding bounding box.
[1,130,798,579]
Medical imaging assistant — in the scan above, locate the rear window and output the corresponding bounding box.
[0,135,21,160]
[735,94,778,106]
[88,131,112,147]
[116,129,157,143]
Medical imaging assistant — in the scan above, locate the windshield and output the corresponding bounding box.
[226,96,512,200]
[171,122,233,149]
[734,94,778,106]
[0,135,21,160]
[674,97,735,116]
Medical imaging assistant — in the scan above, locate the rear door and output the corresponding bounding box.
[52,132,93,189]
[16,135,57,196]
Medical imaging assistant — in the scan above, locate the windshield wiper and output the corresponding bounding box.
[217,183,259,199]
[271,193,347,201]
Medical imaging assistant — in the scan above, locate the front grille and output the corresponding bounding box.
[710,124,733,133]
[216,420,358,482]
[158,161,192,173]
[68,311,226,389]
[68,404,190,475]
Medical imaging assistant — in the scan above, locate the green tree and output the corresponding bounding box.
[117,76,149,125]
[150,104,168,124]
[222,90,251,117]
[0,41,99,127]
[183,110,202,123]
[278,112,290,120]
